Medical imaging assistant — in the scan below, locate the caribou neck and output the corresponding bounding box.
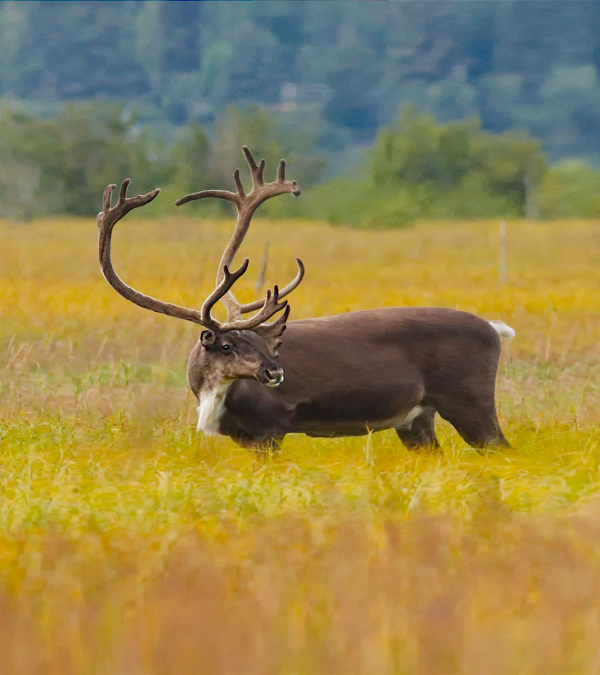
[195,375,234,436]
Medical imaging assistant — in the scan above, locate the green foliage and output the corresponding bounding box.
[55,102,173,215]
[1,2,600,166]
[299,176,421,229]
[0,99,326,221]
[3,95,600,228]
[169,122,211,196]
[305,106,547,227]
[165,104,326,219]
[536,160,600,220]
[0,105,64,221]
[1,1,600,227]
[0,100,176,220]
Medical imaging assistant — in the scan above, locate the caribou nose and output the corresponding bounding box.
[264,367,284,388]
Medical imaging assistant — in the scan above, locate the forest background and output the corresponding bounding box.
[1,0,600,224]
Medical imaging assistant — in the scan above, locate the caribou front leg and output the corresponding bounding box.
[229,430,285,455]
[254,436,284,457]
[395,406,440,451]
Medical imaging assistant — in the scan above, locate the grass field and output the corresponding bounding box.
[2,214,600,674]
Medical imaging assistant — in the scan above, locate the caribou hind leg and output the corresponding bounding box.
[433,396,510,450]
[395,406,440,450]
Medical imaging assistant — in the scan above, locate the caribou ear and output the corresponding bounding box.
[201,330,216,348]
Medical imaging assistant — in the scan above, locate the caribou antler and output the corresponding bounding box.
[201,262,288,332]
[98,179,287,333]
[253,304,291,356]
[176,146,304,321]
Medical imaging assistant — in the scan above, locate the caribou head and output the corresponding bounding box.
[183,257,290,397]
[96,147,303,410]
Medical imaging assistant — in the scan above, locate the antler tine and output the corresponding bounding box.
[98,179,208,326]
[242,145,258,171]
[277,159,286,183]
[253,303,291,356]
[257,159,266,184]
[100,179,160,224]
[269,302,290,328]
[242,145,268,186]
[227,285,288,332]
[118,179,129,204]
[103,183,116,212]
[238,258,305,314]
[233,169,245,197]
[200,259,250,331]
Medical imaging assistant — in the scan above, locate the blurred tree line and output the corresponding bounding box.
[2,1,600,164]
[0,101,326,220]
[293,106,548,227]
[0,97,597,225]
[1,0,600,224]
[283,105,600,226]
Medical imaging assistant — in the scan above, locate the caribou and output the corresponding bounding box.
[97,147,515,452]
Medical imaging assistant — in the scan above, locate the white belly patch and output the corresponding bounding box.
[372,404,425,432]
[196,382,232,436]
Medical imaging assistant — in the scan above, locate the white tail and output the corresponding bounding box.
[489,320,516,339]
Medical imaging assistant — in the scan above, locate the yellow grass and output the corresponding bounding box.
[2,215,600,673]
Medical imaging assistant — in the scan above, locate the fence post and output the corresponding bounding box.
[499,220,507,285]
[256,240,270,292]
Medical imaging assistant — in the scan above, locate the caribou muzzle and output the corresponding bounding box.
[261,366,285,388]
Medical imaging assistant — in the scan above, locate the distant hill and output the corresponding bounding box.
[1,1,600,160]
[0,1,598,160]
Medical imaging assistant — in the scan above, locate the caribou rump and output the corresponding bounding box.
[97,147,515,452]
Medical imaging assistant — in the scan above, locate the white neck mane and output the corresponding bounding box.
[196,381,232,436]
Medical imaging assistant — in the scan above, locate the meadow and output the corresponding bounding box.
[2,213,600,674]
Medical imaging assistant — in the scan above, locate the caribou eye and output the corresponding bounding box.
[222,344,232,353]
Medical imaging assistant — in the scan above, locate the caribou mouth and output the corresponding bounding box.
[263,369,284,388]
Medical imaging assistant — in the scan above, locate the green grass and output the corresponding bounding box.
[2,216,600,673]
[1,415,599,537]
